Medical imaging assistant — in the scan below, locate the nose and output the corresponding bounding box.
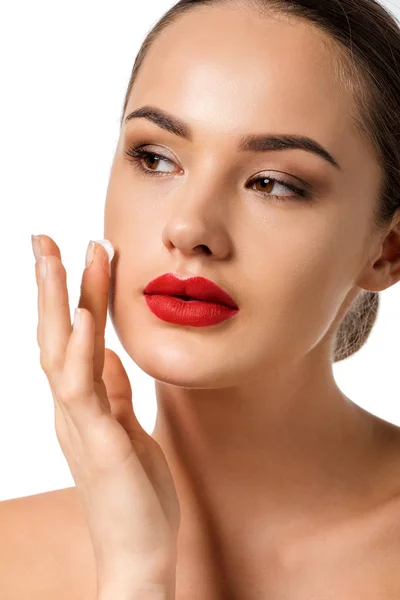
[161,190,234,260]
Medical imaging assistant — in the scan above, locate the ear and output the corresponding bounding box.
[356,209,400,293]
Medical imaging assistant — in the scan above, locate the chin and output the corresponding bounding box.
[129,342,240,389]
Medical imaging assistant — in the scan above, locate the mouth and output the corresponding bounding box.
[145,292,233,307]
[143,273,239,310]
[143,290,239,327]
[171,294,201,301]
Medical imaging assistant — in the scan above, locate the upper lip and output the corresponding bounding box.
[143,273,239,309]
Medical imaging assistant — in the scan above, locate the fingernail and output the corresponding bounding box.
[93,239,115,276]
[73,308,82,331]
[85,240,96,268]
[31,234,42,262]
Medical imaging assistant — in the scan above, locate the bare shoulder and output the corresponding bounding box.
[0,486,97,600]
[356,414,400,562]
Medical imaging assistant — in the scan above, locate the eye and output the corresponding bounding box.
[246,174,311,201]
[124,144,312,202]
[124,145,180,177]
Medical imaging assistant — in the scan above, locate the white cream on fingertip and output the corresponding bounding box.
[94,239,114,264]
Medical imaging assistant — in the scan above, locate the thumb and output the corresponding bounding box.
[102,348,139,432]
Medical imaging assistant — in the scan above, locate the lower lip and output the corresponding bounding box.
[144,294,239,327]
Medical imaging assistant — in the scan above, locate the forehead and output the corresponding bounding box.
[129,6,347,136]
[125,5,378,177]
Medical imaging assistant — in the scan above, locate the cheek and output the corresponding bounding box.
[243,222,359,356]
[104,175,162,250]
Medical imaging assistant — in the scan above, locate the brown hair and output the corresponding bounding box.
[119,0,400,363]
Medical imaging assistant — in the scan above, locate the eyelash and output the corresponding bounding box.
[124,144,312,202]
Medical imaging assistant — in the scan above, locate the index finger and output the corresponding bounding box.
[77,239,114,383]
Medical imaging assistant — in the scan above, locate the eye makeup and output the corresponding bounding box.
[124,142,315,203]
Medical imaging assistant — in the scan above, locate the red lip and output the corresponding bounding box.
[143,273,239,309]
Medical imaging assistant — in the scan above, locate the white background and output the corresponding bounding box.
[1,0,399,501]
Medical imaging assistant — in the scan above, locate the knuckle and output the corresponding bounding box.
[39,351,63,374]
[57,377,92,406]
[57,384,81,406]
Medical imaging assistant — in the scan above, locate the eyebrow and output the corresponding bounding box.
[124,105,341,170]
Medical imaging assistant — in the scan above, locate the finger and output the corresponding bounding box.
[35,237,72,378]
[32,234,62,348]
[35,259,43,347]
[102,348,139,430]
[77,240,114,384]
[61,306,105,423]
[39,255,73,376]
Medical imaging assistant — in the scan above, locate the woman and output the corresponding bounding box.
[24,0,400,597]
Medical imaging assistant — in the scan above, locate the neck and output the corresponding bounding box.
[151,353,394,534]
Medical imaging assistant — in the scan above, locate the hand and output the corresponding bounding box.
[32,235,180,595]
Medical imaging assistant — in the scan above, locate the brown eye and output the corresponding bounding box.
[125,144,312,201]
[142,153,163,171]
[125,145,178,177]
[247,174,310,201]
[252,177,275,194]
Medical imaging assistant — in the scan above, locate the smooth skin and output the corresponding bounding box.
[33,236,180,597]
[103,4,400,597]
[13,3,400,600]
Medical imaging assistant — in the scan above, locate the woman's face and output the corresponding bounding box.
[104,6,382,387]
